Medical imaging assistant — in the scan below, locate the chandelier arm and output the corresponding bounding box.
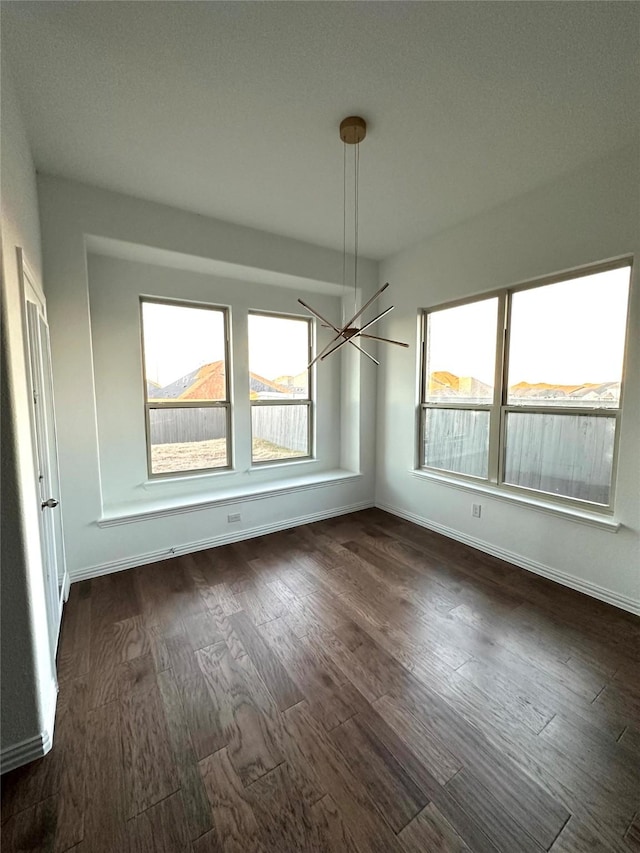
[319,304,395,361]
[341,282,390,331]
[297,298,343,335]
[319,327,408,348]
[320,333,361,360]
[308,335,343,367]
[297,299,352,364]
[308,346,337,369]
[360,333,409,348]
[353,304,395,335]
[311,334,378,368]
[319,333,378,365]
[351,343,380,366]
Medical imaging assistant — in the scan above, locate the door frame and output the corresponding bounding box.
[17,248,69,656]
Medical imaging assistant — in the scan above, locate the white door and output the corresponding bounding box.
[19,250,67,657]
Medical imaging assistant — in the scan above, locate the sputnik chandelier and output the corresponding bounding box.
[299,116,408,367]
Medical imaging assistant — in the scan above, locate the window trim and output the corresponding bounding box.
[248,309,314,466]
[140,296,232,479]
[419,256,633,514]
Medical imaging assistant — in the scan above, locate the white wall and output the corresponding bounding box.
[38,176,378,579]
[376,144,640,612]
[0,62,57,764]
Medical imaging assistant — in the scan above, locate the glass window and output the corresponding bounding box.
[507,268,629,407]
[424,298,498,403]
[248,313,311,462]
[421,296,496,481]
[420,261,631,510]
[148,408,229,474]
[423,408,490,478]
[251,405,309,462]
[141,299,230,476]
[503,412,616,505]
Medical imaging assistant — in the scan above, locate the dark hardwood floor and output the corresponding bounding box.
[2,509,639,852]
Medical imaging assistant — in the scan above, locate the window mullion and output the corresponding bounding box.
[488,292,507,485]
[230,309,251,473]
[251,398,311,406]
[498,289,513,487]
[609,410,622,510]
[422,402,492,411]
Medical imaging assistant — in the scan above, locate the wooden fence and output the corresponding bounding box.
[149,404,308,453]
[424,409,614,504]
[149,407,227,444]
[251,405,308,453]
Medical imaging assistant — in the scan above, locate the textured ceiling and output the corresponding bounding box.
[2,2,639,260]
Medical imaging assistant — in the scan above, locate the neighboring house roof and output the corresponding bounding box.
[145,379,162,398]
[179,361,227,401]
[273,371,308,390]
[146,362,224,401]
[427,373,619,402]
[148,361,292,402]
[429,371,492,398]
[510,381,618,400]
[429,370,459,391]
[568,381,619,399]
[249,372,291,395]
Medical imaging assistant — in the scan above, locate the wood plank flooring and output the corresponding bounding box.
[2,509,639,852]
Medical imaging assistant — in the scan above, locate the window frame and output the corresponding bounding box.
[419,257,632,513]
[248,309,314,466]
[140,296,232,479]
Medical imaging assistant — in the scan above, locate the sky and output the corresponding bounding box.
[143,265,630,390]
[141,302,309,386]
[248,314,309,379]
[142,301,226,386]
[427,266,630,390]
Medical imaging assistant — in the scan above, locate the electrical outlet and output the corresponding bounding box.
[227,513,241,523]
[472,504,482,518]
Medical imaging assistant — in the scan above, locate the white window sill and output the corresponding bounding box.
[141,456,319,488]
[410,469,621,532]
[98,468,361,527]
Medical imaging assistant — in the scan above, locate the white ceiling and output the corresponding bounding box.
[3,2,639,260]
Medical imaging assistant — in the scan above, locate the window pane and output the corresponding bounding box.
[503,412,615,505]
[252,405,308,461]
[507,267,630,407]
[142,301,227,402]
[248,314,310,399]
[149,407,228,474]
[425,298,498,403]
[423,408,489,478]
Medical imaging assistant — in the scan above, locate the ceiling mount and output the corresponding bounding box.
[339,116,367,145]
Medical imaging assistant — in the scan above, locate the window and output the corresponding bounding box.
[420,260,632,510]
[140,299,231,476]
[248,312,312,463]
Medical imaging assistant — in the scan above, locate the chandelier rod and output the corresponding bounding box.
[354,138,359,317]
[342,141,347,314]
[297,115,408,367]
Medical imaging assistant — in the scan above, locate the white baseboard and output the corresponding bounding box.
[376,501,640,617]
[1,679,57,775]
[1,731,52,775]
[71,500,374,582]
[62,570,71,601]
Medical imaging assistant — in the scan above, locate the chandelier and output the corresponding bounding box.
[299,116,408,367]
